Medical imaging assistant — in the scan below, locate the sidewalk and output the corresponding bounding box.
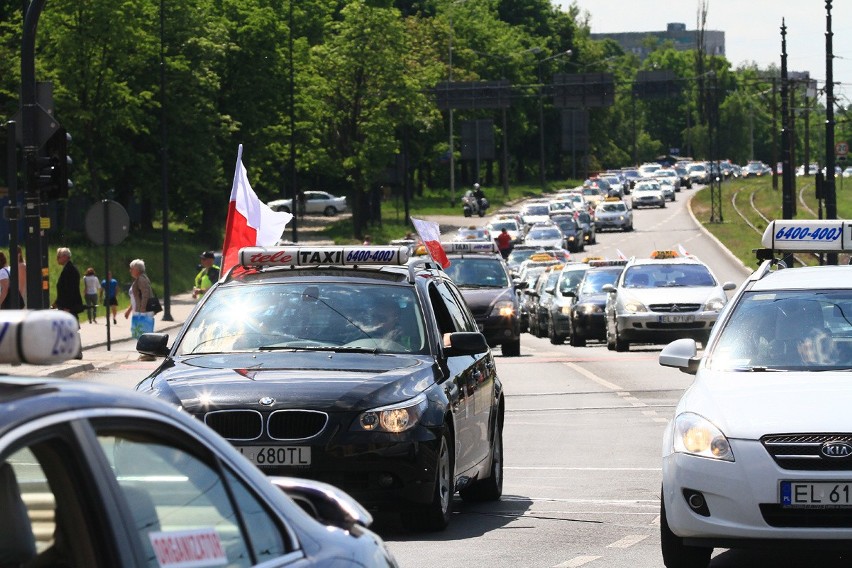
[6,291,199,378]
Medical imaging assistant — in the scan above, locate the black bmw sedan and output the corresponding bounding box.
[136,245,505,532]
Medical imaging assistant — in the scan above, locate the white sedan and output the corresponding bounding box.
[658,219,852,567]
[268,190,347,216]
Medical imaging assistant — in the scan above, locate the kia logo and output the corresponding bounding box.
[820,441,852,458]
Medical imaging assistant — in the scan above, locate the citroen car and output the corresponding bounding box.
[603,250,736,351]
[595,199,633,232]
[0,310,397,566]
[659,220,852,567]
[136,245,504,532]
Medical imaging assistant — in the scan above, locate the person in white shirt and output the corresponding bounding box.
[83,267,100,324]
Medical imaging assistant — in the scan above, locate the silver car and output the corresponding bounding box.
[268,190,347,216]
[603,251,736,351]
[594,199,633,232]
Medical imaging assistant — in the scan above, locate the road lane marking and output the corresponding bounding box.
[554,556,601,567]
[505,467,660,471]
[563,362,623,390]
[653,417,669,423]
[606,534,649,548]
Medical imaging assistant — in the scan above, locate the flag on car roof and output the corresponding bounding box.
[411,217,450,268]
[221,145,292,274]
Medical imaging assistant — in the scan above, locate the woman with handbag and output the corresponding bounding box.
[124,259,157,360]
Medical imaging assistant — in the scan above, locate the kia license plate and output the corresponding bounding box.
[237,446,311,467]
[781,481,852,507]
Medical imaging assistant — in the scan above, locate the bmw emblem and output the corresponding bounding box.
[259,397,275,406]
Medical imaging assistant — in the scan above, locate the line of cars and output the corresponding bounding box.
[519,248,736,350]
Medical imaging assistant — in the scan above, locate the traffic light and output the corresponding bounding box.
[37,127,72,200]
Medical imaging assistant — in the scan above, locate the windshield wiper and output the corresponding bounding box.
[730,365,788,372]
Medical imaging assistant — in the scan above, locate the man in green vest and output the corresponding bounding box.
[193,251,220,300]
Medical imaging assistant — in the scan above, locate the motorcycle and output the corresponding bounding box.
[462,190,489,217]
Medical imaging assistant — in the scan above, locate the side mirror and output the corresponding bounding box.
[269,476,372,530]
[722,281,737,291]
[445,331,489,356]
[136,333,170,357]
[602,283,616,294]
[544,286,556,295]
[659,338,700,375]
[514,280,528,290]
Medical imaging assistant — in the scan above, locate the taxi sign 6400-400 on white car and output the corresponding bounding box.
[762,219,852,251]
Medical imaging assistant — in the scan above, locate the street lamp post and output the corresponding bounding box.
[537,50,571,188]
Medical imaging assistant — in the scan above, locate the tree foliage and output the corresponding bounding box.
[0,0,829,239]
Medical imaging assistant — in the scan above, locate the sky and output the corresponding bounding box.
[562,0,851,104]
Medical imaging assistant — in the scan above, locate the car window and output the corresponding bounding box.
[178,283,427,355]
[558,269,587,294]
[444,257,509,289]
[623,264,716,288]
[95,428,291,568]
[579,270,620,295]
[2,437,106,567]
[709,291,852,370]
[430,281,476,335]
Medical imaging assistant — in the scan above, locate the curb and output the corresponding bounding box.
[686,187,753,277]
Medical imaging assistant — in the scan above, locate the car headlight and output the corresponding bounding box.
[672,412,734,461]
[355,394,428,433]
[623,299,647,313]
[493,300,515,317]
[561,305,572,315]
[704,298,726,311]
[576,303,602,314]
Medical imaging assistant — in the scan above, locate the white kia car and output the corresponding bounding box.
[658,220,852,567]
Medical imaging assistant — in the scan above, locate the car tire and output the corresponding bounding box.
[460,417,503,502]
[404,428,454,532]
[502,337,521,357]
[549,321,564,345]
[323,206,337,216]
[660,202,666,209]
[570,331,585,347]
[464,210,472,218]
[614,330,629,352]
[660,495,712,568]
[279,206,291,214]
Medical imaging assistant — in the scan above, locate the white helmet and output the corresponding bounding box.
[473,183,480,189]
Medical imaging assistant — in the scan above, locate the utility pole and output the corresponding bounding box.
[780,20,795,221]
[771,77,778,190]
[21,0,47,309]
[825,0,838,265]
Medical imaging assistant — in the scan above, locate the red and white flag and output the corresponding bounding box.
[615,248,627,260]
[221,145,292,274]
[677,243,689,256]
[410,217,450,268]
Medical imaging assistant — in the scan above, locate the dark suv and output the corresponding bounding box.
[442,242,522,356]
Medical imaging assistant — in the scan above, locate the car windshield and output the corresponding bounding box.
[579,269,620,295]
[622,264,716,288]
[177,283,427,355]
[689,165,706,172]
[558,269,587,294]
[524,205,550,216]
[444,257,510,289]
[708,290,852,371]
[528,228,562,240]
[599,203,626,213]
[489,221,518,232]
[555,219,578,232]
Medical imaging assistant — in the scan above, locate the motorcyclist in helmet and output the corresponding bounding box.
[472,183,485,202]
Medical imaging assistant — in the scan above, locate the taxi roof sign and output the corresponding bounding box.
[239,246,410,267]
[0,310,81,365]
[442,241,498,254]
[588,259,629,268]
[650,250,679,259]
[761,220,852,253]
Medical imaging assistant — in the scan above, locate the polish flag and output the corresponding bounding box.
[411,217,450,268]
[677,243,689,257]
[221,145,293,274]
[615,248,627,260]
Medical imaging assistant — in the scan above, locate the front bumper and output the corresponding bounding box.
[551,311,571,336]
[596,217,630,231]
[663,439,852,545]
[476,313,520,347]
[244,426,443,510]
[616,311,716,343]
[572,311,606,340]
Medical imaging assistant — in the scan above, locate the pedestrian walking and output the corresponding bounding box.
[495,228,513,260]
[83,267,100,324]
[16,246,26,308]
[124,259,153,321]
[100,270,119,324]
[0,252,9,309]
[52,247,84,315]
